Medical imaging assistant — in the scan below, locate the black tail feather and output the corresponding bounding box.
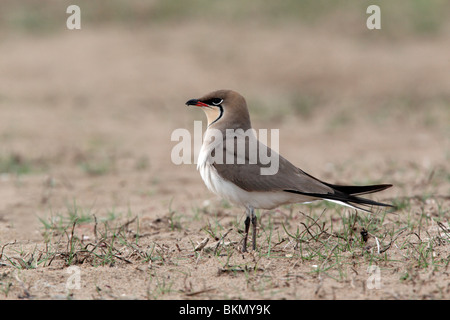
[324,183,393,196]
[284,183,394,213]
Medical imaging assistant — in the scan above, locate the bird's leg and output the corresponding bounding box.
[242,213,251,253]
[242,207,257,252]
[251,210,257,251]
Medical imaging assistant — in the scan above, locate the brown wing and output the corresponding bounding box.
[211,135,334,194]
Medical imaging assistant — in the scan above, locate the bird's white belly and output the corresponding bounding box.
[197,161,300,210]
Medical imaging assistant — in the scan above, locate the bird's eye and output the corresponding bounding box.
[211,98,223,106]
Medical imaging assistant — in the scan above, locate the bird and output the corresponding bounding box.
[186,89,393,252]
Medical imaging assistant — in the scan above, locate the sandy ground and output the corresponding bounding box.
[0,19,449,300]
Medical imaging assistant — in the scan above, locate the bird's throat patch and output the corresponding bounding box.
[203,106,223,126]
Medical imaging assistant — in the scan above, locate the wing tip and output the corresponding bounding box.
[326,183,393,196]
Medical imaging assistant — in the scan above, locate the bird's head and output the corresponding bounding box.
[186,89,251,130]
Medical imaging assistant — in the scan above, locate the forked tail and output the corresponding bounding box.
[284,183,395,213]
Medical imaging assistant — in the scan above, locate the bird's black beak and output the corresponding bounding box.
[186,99,208,107]
[186,99,199,106]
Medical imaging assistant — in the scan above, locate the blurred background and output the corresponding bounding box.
[0,0,449,233]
